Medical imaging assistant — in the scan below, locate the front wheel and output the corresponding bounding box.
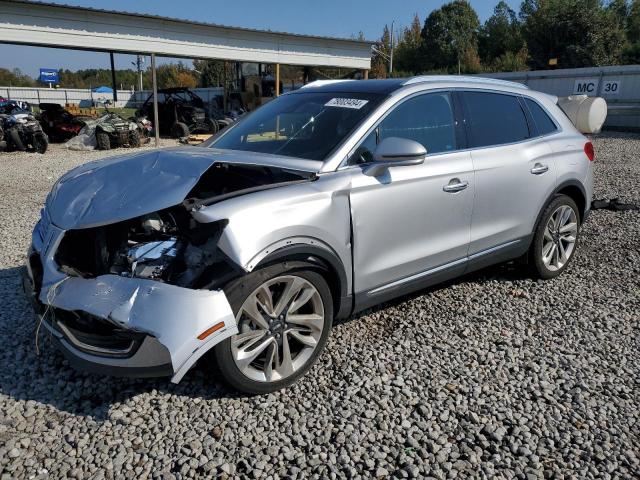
[529,195,580,279]
[31,132,48,154]
[214,262,333,394]
[95,131,111,150]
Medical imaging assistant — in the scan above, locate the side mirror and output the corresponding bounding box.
[364,137,426,177]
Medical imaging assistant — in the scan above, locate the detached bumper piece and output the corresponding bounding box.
[42,309,173,378]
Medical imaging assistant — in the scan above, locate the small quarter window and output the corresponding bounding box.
[462,91,530,148]
[524,98,558,136]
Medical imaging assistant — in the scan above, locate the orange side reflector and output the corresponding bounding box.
[197,322,225,340]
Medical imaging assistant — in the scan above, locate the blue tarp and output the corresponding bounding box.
[92,86,113,93]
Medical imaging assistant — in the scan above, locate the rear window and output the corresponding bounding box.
[462,91,530,148]
[524,98,558,135]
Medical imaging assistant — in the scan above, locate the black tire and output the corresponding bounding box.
[204,118,219,134]
[31,132,48,154]
[170,122,190,139]
[8,128,25,151]
[213,261,333,394]
[95,131,111,150]
[128,130,141,148]
[529,194,580,279]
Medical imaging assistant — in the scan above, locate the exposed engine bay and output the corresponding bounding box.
[53,162,314,289]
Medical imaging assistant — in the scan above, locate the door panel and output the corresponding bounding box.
[469,137,556,255]
[459,90,558,256]
[350,150,474,293]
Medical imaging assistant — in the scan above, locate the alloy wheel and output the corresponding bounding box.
[231,275,325,383]
[541,205,578,271]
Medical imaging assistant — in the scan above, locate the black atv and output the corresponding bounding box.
[0,111,48,154]
[136,87,218,138]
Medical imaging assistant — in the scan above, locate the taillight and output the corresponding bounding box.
[584,141,595,161]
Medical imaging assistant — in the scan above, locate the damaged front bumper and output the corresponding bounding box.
[24,222,238,383]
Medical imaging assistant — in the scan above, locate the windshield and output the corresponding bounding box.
[210,91,383,161]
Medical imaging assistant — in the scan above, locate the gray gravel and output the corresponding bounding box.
[1,134,639,479]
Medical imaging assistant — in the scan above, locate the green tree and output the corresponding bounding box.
[520,0,625,68]
[371,24,392,78]
[0,68,36,87]
[420,0,481,73]
[154,63,198,89]
[478,1,525,64]
[394,14,423,73]
[628,0,640,41]
[193,59,226,87]
[606,0,630,30]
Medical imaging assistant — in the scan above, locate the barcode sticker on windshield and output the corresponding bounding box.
[325,98,369,109]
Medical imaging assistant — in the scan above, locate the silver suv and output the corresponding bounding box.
[24,76,594,393]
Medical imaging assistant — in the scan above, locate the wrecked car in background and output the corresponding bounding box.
[136,87,218,138]
[24,76,601,394]
[37,103,92,142]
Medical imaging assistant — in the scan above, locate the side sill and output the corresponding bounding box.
[353,263,466,314]
[352,236,532,315]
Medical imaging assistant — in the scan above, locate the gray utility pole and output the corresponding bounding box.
[389,21,394,75]
[133,55,145,91]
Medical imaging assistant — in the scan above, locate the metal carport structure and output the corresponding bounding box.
[0,0,374,145]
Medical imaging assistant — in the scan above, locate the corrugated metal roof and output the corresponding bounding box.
[2,0,376,45]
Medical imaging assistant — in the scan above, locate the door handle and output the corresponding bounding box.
[530,163,549,175]
[443,179,469,193]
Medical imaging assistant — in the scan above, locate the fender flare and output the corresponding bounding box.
[531,179,588,242]
[254,241,352,319]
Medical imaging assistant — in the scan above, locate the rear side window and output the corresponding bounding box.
[524,98,558,135]
[462,92,530,148]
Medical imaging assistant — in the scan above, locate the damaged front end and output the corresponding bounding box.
[24,147,318,382]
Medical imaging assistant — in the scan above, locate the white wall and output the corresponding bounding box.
[1,86,226,109]
[480,65,640,130]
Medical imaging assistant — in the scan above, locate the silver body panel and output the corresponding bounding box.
[30,76,594,382]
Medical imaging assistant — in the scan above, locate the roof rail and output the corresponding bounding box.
[402,75,529,90]
[301,80,354,89]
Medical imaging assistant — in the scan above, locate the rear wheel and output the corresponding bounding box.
[204,118,219,134]
[95,131,111,150]
[170,121,190,138]
[529,195,580,279]
[31,132,48,154]
[214,262,333,394]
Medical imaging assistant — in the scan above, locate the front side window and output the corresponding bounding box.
[462,91,531,148]
[524,98,558,136]
[210,92,383,161]
[350,92,457,164]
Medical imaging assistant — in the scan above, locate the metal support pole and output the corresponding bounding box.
[151,53,159,148]
[275,63,280,97]
[389,21,394,75]
[109,52,118,103]
[363,69,369,80]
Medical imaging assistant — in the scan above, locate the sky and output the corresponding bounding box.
[0,0,521,78]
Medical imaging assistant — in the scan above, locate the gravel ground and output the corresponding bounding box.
[0,135,638,479]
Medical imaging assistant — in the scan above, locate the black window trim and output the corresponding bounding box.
[521,95,561,138]
[458,89,534,150]
[455,88,565,152]
[342,88,463,167]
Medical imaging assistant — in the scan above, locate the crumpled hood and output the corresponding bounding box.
[47,147,217,230]
[47,146,321,230]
